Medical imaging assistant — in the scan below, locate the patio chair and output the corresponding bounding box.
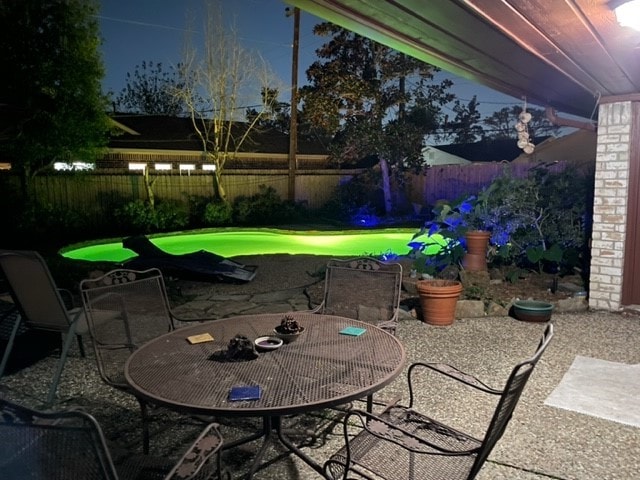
[323,323,554,480]
[314,257,403,335]
[0,397,227,480]
[79,267,218,454]
[0,249,92,406]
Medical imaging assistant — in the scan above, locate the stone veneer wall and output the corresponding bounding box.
[589,101,632,310]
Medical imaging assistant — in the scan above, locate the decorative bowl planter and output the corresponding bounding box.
[273,326,305,343]
[416,280,463,326]
[512,300,554,322]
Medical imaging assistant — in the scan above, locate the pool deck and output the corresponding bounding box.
[2,254,640,479]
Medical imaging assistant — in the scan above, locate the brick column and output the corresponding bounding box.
[589,101,632,310]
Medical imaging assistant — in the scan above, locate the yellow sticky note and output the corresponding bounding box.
[187,333,214,344]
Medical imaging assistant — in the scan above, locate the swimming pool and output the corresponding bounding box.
[60,228,442,262]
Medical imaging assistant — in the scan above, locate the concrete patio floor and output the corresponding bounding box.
[1,260,639,479]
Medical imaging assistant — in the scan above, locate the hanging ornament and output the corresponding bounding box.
[515,97,535,154]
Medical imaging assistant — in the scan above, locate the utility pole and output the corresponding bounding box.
[286,6,300,202]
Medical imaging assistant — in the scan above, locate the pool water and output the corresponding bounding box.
[60,228,444,262]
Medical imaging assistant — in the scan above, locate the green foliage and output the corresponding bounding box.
[320,171,384,221]
[301,23,454,178]
[0,0,111,186]
[526,243,564,273]
[203,200,233,226]
[447,95,484,143]
[467,166,593,273]
[411,237,465,278]
[15,202,92,248]
[232,185,308,225]
[411,165,593,276]
[114,200,189,234]
[116,61,187,115]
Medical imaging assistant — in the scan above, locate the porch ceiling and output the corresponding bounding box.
[287,0,640,119]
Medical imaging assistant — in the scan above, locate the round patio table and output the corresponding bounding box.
[124,311,406,478]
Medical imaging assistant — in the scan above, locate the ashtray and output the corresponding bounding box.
[254,336,283,351]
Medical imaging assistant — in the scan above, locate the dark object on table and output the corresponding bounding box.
[228,385,262,401]
[324,323,554,480]
[0,249,89,406]
[210,334,259,362]
[122,235,257,283]
[0,397,227,480]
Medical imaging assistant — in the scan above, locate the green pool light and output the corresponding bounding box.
[61,228,446,262]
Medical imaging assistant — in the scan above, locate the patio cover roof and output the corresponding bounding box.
[287,0,640,119]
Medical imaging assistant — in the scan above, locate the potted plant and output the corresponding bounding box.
[458,190,495,271]
[409,195,474,278]
[409,200,470,325]
[274,314,305,343]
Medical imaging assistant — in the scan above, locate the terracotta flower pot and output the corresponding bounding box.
[417,280,463,326]
[463,230,491,271]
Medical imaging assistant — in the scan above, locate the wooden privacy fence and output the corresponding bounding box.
[1,160,573,221]
[404,160,570,206]
[16,169,365,214]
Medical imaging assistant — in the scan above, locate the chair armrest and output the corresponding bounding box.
[164,422,225,480]
[407,362,502,408]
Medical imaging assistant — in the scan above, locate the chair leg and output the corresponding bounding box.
[0,311,21,378]
[138,398,151,454]
[75,334,86,358]
[45,329,77,406]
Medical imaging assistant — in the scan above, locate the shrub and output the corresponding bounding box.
[203,200,233,226]
[412,165,593,277]
[320,171,384,222]
[15,201,92,248]
[468,166,593,274]
[114,199,189,233]
[232,185,308,225]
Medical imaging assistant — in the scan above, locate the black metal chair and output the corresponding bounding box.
[0,397,227,480]
[314,257,403,335]
[79,268,218,454]
[324,323,554,480]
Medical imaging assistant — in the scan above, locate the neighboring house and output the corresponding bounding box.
[512,129,596,172]
[433,138,529,163]
[101,115,329,171]
[421,145,471,166]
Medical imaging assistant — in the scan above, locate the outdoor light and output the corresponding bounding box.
[179,164,195,176]
[610,0,640,30]
[128,162,146,172]
[154,163,172,171]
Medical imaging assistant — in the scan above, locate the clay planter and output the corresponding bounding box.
[417,280,463,326]
[463,230,491,271]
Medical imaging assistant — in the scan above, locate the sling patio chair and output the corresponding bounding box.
[323,323,554,480]
[79,267,219,454]
[0,249,101,406]
[313,257,403,335]
[0,397,228,480]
